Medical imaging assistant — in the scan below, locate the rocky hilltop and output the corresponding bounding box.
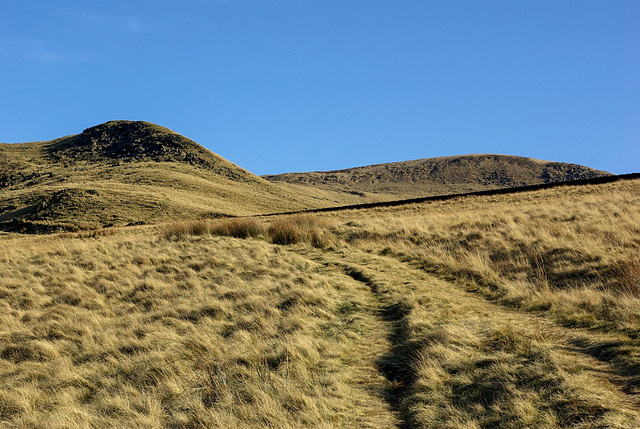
[264,154,612,198]
[46,121,255,181]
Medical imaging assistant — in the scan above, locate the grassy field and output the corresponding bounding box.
[1,178,639,427]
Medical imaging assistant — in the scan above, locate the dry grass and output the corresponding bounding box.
[2,178,640,427]
[311,178,640,427]
[162,214,332,248]
[613,259,640,298]
[298,244,640,428]
[0,231,394,428]
[267,214,331,248]
[210,218,264,239]
[323,179,640,337]
[160,219,212,239]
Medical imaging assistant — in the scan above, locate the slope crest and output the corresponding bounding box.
[265,154,612,198]
[46,120,254,181]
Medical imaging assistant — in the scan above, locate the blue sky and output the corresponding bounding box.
[1,1,638,175]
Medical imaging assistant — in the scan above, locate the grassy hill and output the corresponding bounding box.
[0,121,383,233]
[1,177,639,427]
[2,122,613,234]
[264,154,612,198]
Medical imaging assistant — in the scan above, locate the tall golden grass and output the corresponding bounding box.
[2,178,640,427]
[161,214,332,248]
[322,179,640,336]
[0,232,393,428]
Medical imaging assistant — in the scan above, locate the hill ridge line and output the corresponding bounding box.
[261,172,640,216]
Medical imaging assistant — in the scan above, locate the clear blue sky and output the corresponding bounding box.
[1,1,638,175]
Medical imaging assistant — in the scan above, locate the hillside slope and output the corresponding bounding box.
[264,154,612,198]
[1,178,639,427]
[0,121,378,233]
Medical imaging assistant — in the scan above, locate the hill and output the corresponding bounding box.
[1,177,639,427]
[0,121,380,233]
[264,154,612,198]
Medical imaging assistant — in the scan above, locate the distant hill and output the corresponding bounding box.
[0,121,376,233]
[263,154,612,198]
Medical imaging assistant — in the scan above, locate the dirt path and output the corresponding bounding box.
[304,249,401,428]
[303,247,420,428]
[300,246,640,427]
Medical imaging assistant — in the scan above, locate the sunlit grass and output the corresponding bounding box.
[0,233,393,428]
[2,178,640,427]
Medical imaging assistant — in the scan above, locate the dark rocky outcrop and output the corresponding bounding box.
[46,120,253,181]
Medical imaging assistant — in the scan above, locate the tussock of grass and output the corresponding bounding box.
[267,214,330,248]
[613,259,640,298]
[160,219,211,239]
[162,214,333,248]
[210,218,264,239]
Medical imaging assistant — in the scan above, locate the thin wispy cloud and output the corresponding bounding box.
[0,39,90,65]
[81,12,150,34]
[27,49,69,64]
[124,16,149,33]
[0,9,148,69]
